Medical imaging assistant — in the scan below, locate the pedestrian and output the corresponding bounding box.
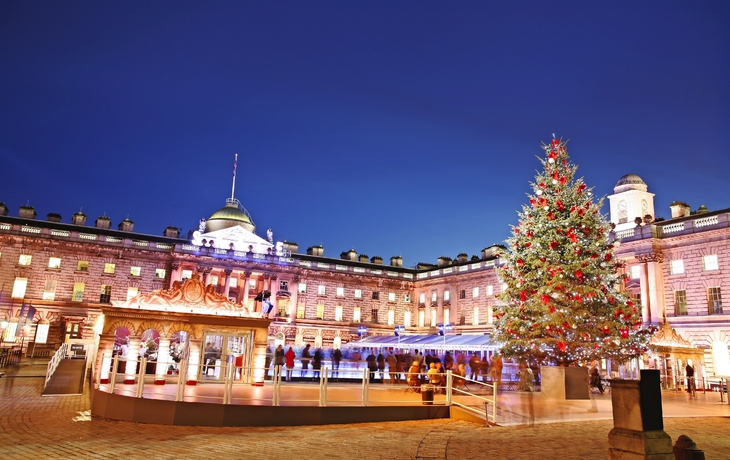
[312,348,322,380]
[301,344,311,377]
[386,351,397,384]
[284,346,295,381]
[377,350,386,383]
[589,365,604,393]
[517,361,534,391]
[351,349,361,370]
[469,353,480,380]
[264,346,273,380]
[366,350,378,382]
[686,360,696,396]
[332,348,342,380]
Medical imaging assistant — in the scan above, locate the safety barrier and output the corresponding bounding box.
[43,343,69,390]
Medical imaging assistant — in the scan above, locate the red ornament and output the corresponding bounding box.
[620,328,629,339]
[520,291,527,302]
[516,259,524,266]
[577,183,587,193]
[541,294,550,304]
[602,326,610,335]
[558,341,567,352]
[547,212,555,220]
[549,241,559,250]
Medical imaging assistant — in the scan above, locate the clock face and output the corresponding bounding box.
[641,199,648,211]
[618,200,627,211]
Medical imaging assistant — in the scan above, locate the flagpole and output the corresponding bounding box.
[231,153,238,200]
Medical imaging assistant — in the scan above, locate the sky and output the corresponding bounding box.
[1,1,728,267]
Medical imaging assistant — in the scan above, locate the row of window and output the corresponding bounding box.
[418,285,502,304]
[289,303,490,327]
[296,283,410,302]
[674,287,724,316]
[14,254,166,278]
[11,277,140,303]
[629,254,721,279]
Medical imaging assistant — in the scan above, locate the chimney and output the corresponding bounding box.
[370,256,383,265]
[456,253,468,264]
[437,256,452,267]
[47,213,62,223]
[164,226,180,238]
[390,256,403,267]
[307,245,324,257]
[282,241,299,254]
[118,217,134,232]
[359,254,369,263]
[18,205,36,219]
[0,203,8,216]
[670,201,691,219]
[72,211,87,226]
[95,216,111,229]
[341,249,357,261]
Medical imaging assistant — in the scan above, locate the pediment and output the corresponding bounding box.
[191,225,273,253]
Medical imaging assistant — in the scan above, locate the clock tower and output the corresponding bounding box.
[608,174,655,232]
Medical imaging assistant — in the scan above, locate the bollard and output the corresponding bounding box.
[673,435,705,460]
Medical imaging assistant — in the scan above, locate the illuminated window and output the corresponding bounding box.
[296,303,306,319]
[100,285,112,303]
[77,260,89,272]
[277,299,287,316]
[103,263,116,274]
[443,290,450,302]
[316,304,325,320]
[298,283,307,293]
[443,308,450,325]
[486,285,493,296]
[130,266,142,276]
[431,291,437,303]
[318,285,326,296]
[209,275,218,286]
[336,287,344,297]
[670,260,684,275]
[248,279,256,290]
[419,293,425,304]
[42,280,57,300]
[430,308,437,327]
[472,287,479,298]
[155,268,166,279]
[181,269,192,280]
[674,290,687,316]
[335,305,343,321]
[126,287,138,300]
[707,287,723,314]
[704,255,719,271]
[630,265,641,279]
[388,292,396,302]
[72,282,85,302]
[48,257,61,269]
[472,307,479,325]
[403,310,411,326]
[34,323,50,344]
[18,254,32,266]
[3,322,17,342]
[354,288,362,299]
[229,277,238,288]
[11,277,28,298]
[353,306,361,322]
[418,309,425,327]
[387,310,394,325]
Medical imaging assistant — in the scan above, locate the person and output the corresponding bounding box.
[469,353,481,380]
[312,348,322,380]
[203,342,215,375]
[264,346,273,380]
[491,354,503,385]
[589,366,604,393]
[443,351,454,371]
[415,349,426,375]
[274,344,285,378]
[427,362,442,387]
[332,348,342,379]
[301,344,311,377]
[366,350,378,382]
[284,346,295,381]
[351,349,361,370]
[517,361,534,391]
[686,361,696,396]
[386,351,398,384]
[395,351,405,383]
[454,363,467,387]
[377,351,386,383]
[407,360,421,388]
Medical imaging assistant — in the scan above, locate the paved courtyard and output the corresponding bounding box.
[2,360,730,459]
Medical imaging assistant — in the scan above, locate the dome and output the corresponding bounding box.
[206,198,256,233]
[614,174,648,193]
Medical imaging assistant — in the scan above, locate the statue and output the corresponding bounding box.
[198,218,206,233]
[266,228,273,244]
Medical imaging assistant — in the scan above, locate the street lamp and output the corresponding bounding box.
[394,325,405,347]
[437,323,453,351]
[357,326,368,341]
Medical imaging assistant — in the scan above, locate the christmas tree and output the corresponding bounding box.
[493,137,653,366]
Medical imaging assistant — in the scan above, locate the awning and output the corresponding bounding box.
[346,333,498,352]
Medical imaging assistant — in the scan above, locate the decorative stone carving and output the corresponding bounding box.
[637,252,664,264]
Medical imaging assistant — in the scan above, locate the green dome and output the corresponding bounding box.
[209,205,253,224]
[206,199,256,233]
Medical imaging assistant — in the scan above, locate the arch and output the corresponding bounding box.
[167,322,196,340]
[104,319,137,336]
[138,320,166,336]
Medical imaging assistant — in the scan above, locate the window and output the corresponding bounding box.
[248,279,257,290]
[404,293,411,303]
[181,269,192,280]
[419,293,426,304]
[630,265,641,279]
[155,268,166,279]
[103,263,116,274]
[77,260,89,272]
[335,305,343,321]
[472,287,479,298]
[318,285,326,296]
[336,287,344,297]
[473,307,479,325]
[353,306,361,323]
[443,290,450,302]
[296,303,306,319]
[388,292,396,302]
[431,291,437,303]
[707,287,723,314]
[486,285,493,296]
[352,288,361,299]
[65,322,81,339]
[403,310,411,326]
[209,275,219,286]
[277,299,287,316]
[42,280,57,300]
[229,277,238,288]
[371,309,379,323]
[18,254,32,266]
[443,308,450,325]
[48,257,61,269]
[126,287,138,300]
[430,308,437,327]
[387,310,394,325]
[418,309,425,327]
[3,322,17,342]
[100,285,112,303]
[34,323,50,344]
[72,282,85,302]
[298,283,307,293]
[372,291,379,300]
[703,255,719,271]
[459,290,466,299]
[674,290,687,316]
[316,304,325,320]
[670,260,685,275]
[279,280,288,291]
[11,277,28,298]
[131,266,142,276]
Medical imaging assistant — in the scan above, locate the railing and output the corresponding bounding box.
[95,354,498,422]
[0,347,22,367]
[44,343,69,389]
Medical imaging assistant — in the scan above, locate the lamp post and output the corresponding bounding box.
[357,326,368,341]
[437,323,453,352]
[394,325,405,348]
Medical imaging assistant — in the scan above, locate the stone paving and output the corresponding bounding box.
[2,360,729,459]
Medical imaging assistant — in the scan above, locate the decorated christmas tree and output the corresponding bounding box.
[493,137,653,366]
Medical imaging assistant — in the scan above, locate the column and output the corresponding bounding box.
[638,252,665,325]
[270,275,278,315]
[198,265,212,285]
[242,271,252,309]
[223,268,233,298]
[97,333,116,384]
[638,259,651,324]
[155,336,171,384]
[124,336,141,384]
[289,275,299,322]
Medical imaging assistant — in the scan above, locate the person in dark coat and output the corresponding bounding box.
[366,351,378,382]
[312,348,323,380]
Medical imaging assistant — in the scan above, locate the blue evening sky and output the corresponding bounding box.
[1,2,728,266]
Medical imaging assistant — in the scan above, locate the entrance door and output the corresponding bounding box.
[201,334,224,381]
[198,332,253,382]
